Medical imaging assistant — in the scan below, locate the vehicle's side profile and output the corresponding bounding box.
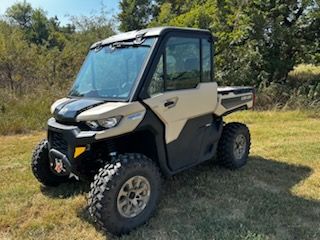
[31,27,254,235]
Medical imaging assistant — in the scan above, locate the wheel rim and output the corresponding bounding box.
[233,134,247,160]
[117,176,151,218]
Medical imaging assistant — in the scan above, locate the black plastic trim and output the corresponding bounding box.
[47,118,96,159]
[135,104,223,175]
[136,102,172,176]
[221,106,248,117]
[221,95,252,109]
[166,114,223,171]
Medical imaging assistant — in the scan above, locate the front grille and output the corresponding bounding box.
[49,131,68,155]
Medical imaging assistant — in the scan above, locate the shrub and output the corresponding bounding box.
[255,64,320,111]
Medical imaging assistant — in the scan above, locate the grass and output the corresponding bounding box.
[255,64,320,111]
[0,111,320,240]
[289,64,320,83]
[0,89,65,135]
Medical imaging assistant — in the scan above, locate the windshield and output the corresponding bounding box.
[69,37,156,100]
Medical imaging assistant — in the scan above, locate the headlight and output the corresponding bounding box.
[97,116,122,128]
[86,120,99,130]
[86,116,122,130]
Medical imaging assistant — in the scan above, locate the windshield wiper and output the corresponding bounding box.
[93,39,151,52]
[111,39,151,48]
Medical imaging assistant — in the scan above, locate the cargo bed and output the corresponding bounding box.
[215,86,255,116]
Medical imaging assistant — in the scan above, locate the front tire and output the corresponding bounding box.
[88,153,161,235]
[31,139,69,186]
[218,122,251,169]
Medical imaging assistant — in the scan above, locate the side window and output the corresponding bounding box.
[147,55,164,96]
[147,36,213,96]
[201,39,212,82]
[165,37,200,90]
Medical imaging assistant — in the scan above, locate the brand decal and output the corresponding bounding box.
[241,95,252,101]
[127,112,144,120]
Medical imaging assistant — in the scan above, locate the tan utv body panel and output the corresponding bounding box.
[76,102,146,140]
[144,82,218,143]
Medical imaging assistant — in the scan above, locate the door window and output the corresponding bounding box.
[201,39,212,82]
[166,37,200,91]
[147,55,164,96]
[147,36,212,96]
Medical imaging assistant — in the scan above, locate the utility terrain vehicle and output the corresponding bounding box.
[31,27,254,235]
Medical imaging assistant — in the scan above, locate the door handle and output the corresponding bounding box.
[164,98,178,108]
[164,100,175,107]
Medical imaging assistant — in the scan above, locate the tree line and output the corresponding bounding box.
[0,0,319,108]
[118,0,320,107]
[0,1,114,94]
[119,0,319,83]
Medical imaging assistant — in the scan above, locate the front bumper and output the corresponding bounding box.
[49,148,73,176]
[47,118,98,176]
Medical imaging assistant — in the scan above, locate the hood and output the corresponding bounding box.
[53,98,104,123]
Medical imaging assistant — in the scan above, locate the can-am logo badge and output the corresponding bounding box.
[128,112,144,120]
[241,95,252,101]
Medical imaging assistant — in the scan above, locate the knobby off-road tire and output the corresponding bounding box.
[88,153,162,235]
[31,139,69,186]
[218,122,251,169]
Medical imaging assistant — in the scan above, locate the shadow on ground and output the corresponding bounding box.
[43,156,320,240]
[41,180,90,199]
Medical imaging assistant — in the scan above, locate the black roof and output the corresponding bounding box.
[90,26,213,49]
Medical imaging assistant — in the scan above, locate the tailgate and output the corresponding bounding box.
[215,86,255,116]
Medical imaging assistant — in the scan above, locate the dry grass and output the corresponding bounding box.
[289,64,320,82]
[0,111,320,240]
[0,90,60,135]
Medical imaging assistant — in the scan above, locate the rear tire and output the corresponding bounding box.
[31,139,69,186]
[88,153,161,235]
[218,122,251,169]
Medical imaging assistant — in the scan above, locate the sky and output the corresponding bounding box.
[0,0,120,25]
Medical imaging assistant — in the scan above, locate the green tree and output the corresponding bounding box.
[70,10,115,47]
[118,0,157,31]
[235,0,320,85]
[0,1,117,100]
[149,0,319,86]
[0,22,37,93]
[6,2,50,45]
[5,0,32,29]
[150,0,255,85]
[29,8,49,45]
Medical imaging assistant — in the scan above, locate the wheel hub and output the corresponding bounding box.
[233,134,247,160]
[117,176,151,218]
[129,192,136,199]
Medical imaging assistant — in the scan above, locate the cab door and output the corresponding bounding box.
[143,35,219,171]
